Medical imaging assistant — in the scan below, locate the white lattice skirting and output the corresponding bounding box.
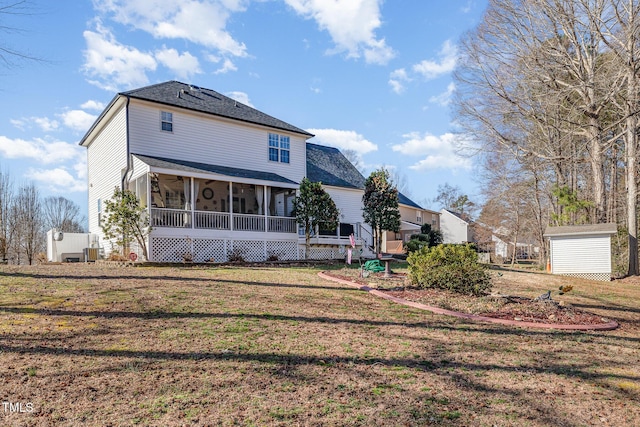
[150,237,299,263]
[561,272,611,282]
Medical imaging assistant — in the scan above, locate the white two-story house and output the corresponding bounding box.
[80,81,378,262]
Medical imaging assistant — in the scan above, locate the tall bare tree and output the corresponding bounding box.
[0,168,13,261]
[454,0,640,274]
[42,196,85,233]
[13,183,43,265]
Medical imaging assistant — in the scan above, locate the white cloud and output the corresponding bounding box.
[413,40,458,80]
[58,110,98,132]
[11,117,60,132]
[392,132,472,171]
[388,68,410,94]
[80,100,106,111]
[94,0,249,57]
[429,82,456,106]
[284,0,394,65]
[225,91,254,107]
[213,58,237,74]
[82,21,157,91]
[0,136,82,164]
[155,47,202,79]
[28,167,86,193]
[307,128,378,154]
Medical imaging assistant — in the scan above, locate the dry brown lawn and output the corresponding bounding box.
[0,263,639,426]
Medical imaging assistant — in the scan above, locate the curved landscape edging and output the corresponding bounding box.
[317,272,619,331]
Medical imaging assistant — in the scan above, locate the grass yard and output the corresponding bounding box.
[0,263,639,426]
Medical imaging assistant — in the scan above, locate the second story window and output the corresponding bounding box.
[269,133,279,161]
[161,111,173,132]
[280,136,290,163]
[268,133,290,164]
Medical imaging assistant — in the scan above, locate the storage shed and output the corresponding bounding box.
[544,223,617,282]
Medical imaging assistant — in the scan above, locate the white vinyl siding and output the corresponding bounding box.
[128,102,306,184]
[550,235,612,275]
[440,209,470,244]
[86,105,128,237]
[323,186,365,225]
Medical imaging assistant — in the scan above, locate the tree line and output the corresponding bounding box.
[0,169,85,265]
[453,0,640,275]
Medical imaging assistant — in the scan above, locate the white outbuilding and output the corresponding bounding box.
[544,223,617,282]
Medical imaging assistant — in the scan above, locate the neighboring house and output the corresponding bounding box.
[544,223,617,282]
[440,209,472,244]
[80,81,395,262]
[382,196,440,254]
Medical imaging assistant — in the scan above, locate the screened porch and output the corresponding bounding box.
[130,173,297,233]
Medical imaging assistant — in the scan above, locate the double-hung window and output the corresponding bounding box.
[161,111,173,132]
[279,136,290,163]
[269,133,279,161]
[268,133,290,164]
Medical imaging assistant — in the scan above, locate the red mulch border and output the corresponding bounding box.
[318,272,619,331]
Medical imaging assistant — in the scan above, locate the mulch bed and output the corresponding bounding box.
[326,271,612,326]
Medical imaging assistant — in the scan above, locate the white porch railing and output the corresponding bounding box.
[194,211,230,230]
[152,208,297,233]
[151,208,192,228]
[268,216,297,233]
[233,213,266,232]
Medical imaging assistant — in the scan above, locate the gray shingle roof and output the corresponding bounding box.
[306,142,423,208]
[132,154,298,185]
[398,192,422,209]
[306,143,365,189]
[544,223,618,237]
[122,81,313,137]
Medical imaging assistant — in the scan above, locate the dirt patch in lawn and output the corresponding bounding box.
[326,267,615,326]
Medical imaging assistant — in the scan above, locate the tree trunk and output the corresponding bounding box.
[588,115,606,224]
[626,74,638,276]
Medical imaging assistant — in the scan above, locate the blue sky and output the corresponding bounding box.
[0,0,487,218]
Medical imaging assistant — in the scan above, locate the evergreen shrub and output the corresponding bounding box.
[407,244,492,296]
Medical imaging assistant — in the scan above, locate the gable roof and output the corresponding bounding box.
[306,142,425,209]
[86,81,313,142]
[442,208,470,224]
[132,153,298,185]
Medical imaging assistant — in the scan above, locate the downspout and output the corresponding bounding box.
[121,95,132,190]
[120,95,131,257]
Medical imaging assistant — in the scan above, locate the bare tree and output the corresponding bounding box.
[341,149,366,175]
[589,0,640,274]
[389,168,411,198]
[13,183,43,265]
[454,0,640,274]
[0,168,13,261]
[42,196,85,233]
[0,0,42,68]
[435,183,477,218]
[455,0,622,222]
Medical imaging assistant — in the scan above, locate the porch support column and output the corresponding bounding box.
[263,185,268,233]
[190,177,195,229]
[229,181,233,231]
